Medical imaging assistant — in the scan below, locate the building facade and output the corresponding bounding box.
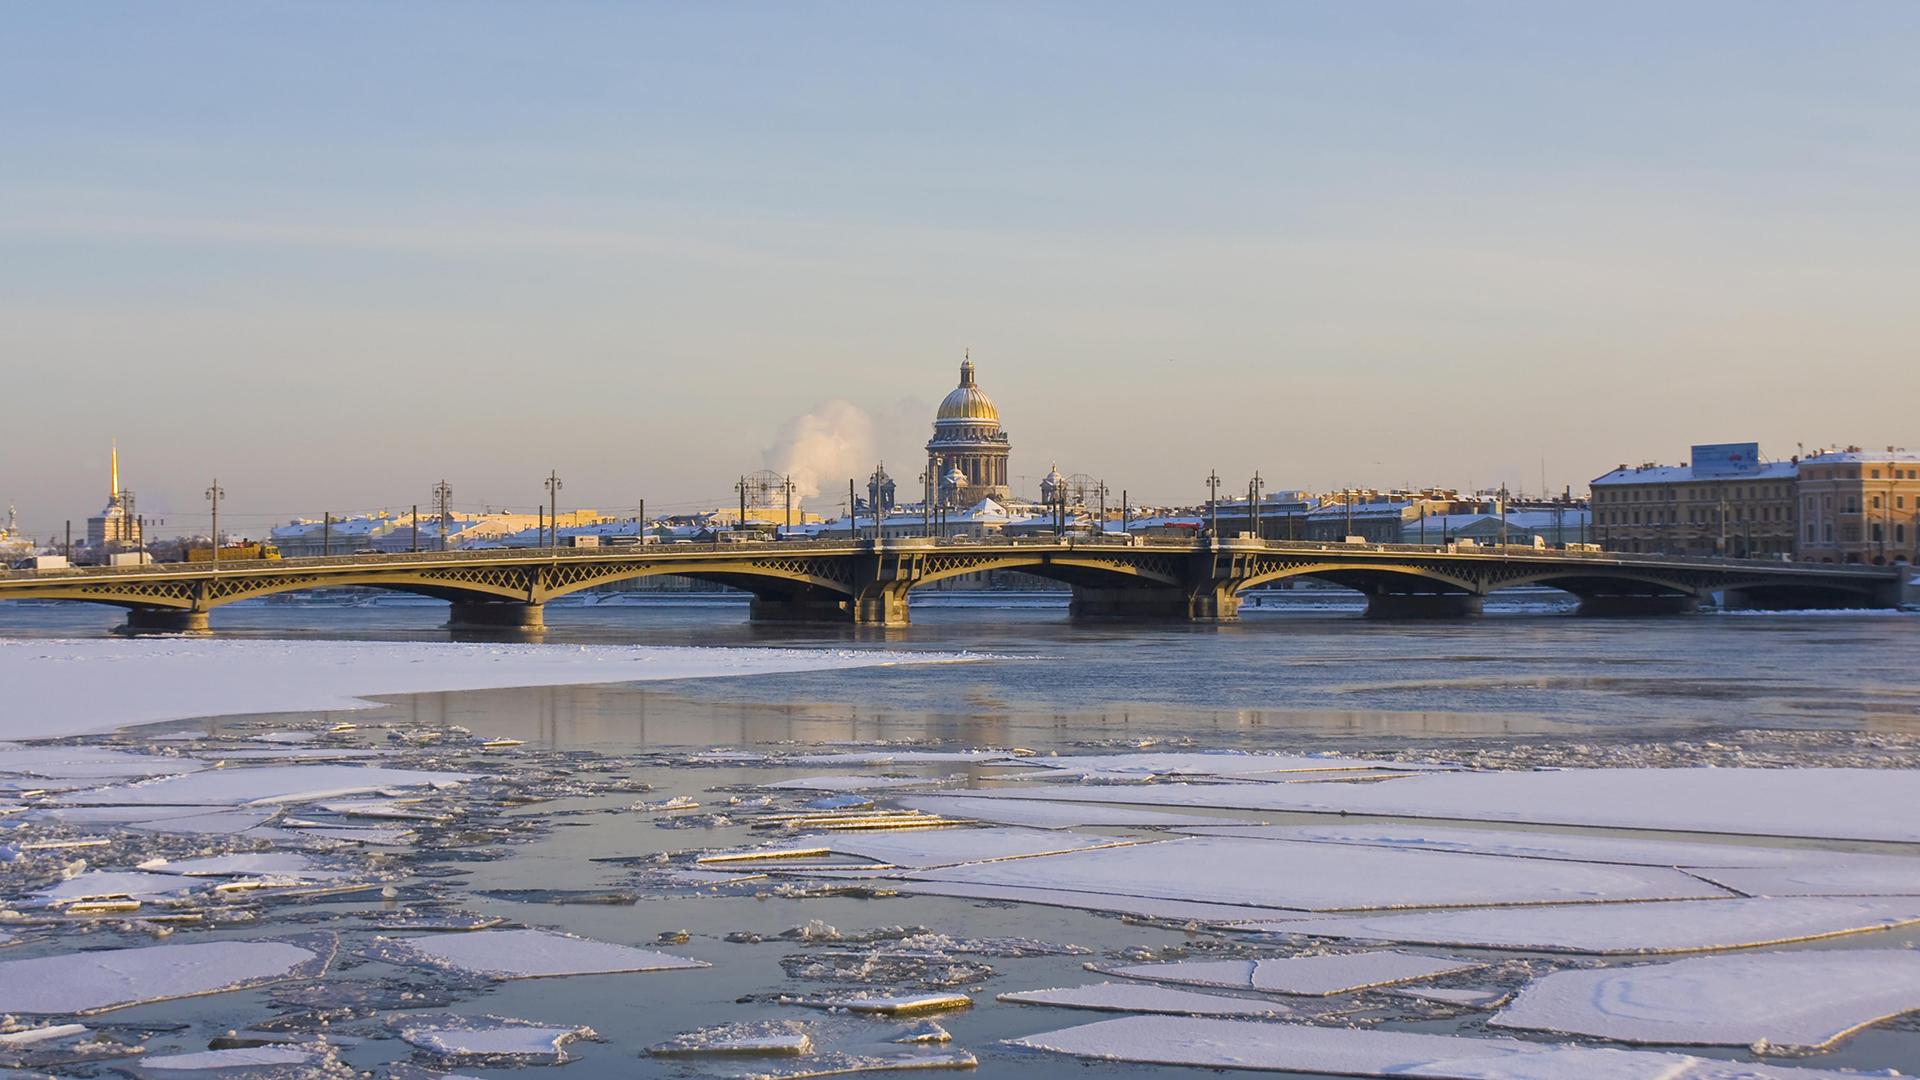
[926,356,1012,507]
[1590,443,1797,557]
[1795,449,1920,565]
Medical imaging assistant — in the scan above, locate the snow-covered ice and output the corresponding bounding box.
[0,637,973,739]
[1491,948,1920,1050]
[894,795,1254,830]
[906,835,1727,911]
[765,775,958,792]
[945,768,1920,843]
[739,827,1143,868]
[875,878,1289,923]
[1180,823,1834,868]
[58,764,474,807]
[1007,1015,1881,1078]
[1006,751,1434,781]
[1688,858,1920,898]
[781,993,972,1015]
[998,982,1298,1018]
[138,852,349,880]
[363,927,708,980]
[0,743,205,780]
[0,936,333,1014]
[395,1015,595,1062]
[1109,951,1483,996]
[1243,897,1920,954]
[648,1020,814,1056]
[134,1046,324,1072]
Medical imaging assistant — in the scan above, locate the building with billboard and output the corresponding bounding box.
[1590,442,1798,558]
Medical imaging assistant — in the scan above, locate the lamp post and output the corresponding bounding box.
[433,481,453,551]
[1205,470,1221,538]
[205,481,224,568]
[545,471,564,551]
[1248,472,1263,540]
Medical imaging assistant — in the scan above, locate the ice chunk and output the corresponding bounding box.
[647,1020,814,1056]
[138,853,348,880]
[1388,986,1512,1008]
[1242,897,1920,954]
[1179,823,1834,869]
[999,982,1298,1017]
[1009,751,1429,781]
[787,749,1024,765]
[29,870,206,906]
[1491,948,1920,1050]
[134,1046,323,1072]
[906,836,1724,911]
[0,935,334,1014]
[781,992,972,1015]
[0,1024,87,1047]
[746,1048,979,1077]
[1109,951,1483,996]
[950,768,1920,844]
[0,637,974,739]
[363,927,708,979]
[395,1015,595,1063]
[730,827,1141,868]
[1007,1015,1878,1078]
[894,795,1251,830]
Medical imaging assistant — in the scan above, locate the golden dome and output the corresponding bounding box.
[936,359,1000,423]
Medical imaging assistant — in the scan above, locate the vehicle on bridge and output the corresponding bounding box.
[184,542,281,563]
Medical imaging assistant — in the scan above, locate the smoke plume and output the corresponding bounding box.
[763,400,878,504]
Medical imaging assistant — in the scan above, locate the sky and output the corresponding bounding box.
[3,2,1917,536]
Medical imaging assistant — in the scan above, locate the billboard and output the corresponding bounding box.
[1691,442,1762,476]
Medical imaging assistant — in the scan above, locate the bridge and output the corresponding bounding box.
[0,538,1905,633]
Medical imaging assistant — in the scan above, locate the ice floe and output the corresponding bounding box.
[0,935,334,1014]
[1107,950,1484,996]
[945,768,1920,843]
[727,826,1143,868]
[1007,1015,1879,1078]
[1687,858,1920,898]
[363,927,708,979]
[781,992,972,1015]
[58,764,474,807]
[0,637,973,739]
[647,1019,814,1056]
[893,794,1253,830]
[0,744,205,780]
[1178,822,1835,868]
[874,878,1285,923]
[1240,896,1920,954]
[133,1046,326,1073]
[1491,948,1920,1050]
[395,1015,596,1063]
[905,835,1726,911]
[765,776,959,792]
[998,981,1299,1017]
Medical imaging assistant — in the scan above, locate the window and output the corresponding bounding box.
[1873,496,1883,510]
[1807,524,1817,542]
[1825,524,1834,542]
[1872,525,1884,542]
[1871,470,1881,480]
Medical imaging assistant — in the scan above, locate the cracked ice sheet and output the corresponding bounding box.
[893,794,1260,830]
[739,827,1145,868]
[1176,823,1840,869]
[138,852,347,878]
[1007,1016,1878,1079]
[874,878,1289,923]
[134,1046,324,1072]
[396,1015,593,1062]
[57,764,474,807]
[1239,897,1920,954]
[364,927,708,979]
[904,836,1727,912]
[1004,751,1442,781]
[999,982,1299,1018]
[0,744,206,780]
[0,637,974,740]
[764,775,959,792]
[1107,951,1483,996]
[0,935,334,1014]
[1492,949,1920,1051]
[1689,859,1920,898]
[937,768,1920,843]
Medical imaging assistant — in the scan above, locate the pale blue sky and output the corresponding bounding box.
[3,3,1916,534]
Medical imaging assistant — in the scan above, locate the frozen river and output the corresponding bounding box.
[1,595,1917,1079]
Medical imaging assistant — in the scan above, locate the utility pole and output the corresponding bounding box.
[205,480,223,568]
[1499,485,1509,548]
[848,478,858,540]
[537,507,545,548]
[783,475,795,535]
[1205,470,1221,538]
[323,512,331,557]
[545,470,563,550]
[1249,472,1263,539]
[433,481,453,551]
[1345,489,1354,540]
[735,475,748,533]
[411,505,419,552]
[638,498,645,544]
[64,520,71,561]
[1098,480,1107,537]
[1121,489,1129,536]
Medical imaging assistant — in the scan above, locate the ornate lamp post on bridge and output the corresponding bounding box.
[544,471,564,551]
[205,480,224,568]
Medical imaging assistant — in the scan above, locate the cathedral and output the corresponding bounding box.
[926,355,1012,506]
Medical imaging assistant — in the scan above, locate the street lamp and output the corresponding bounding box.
[205,481,224,568]
[544,471,564,550]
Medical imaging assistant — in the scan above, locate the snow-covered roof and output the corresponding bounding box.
[1800,449,1920,465]
[1592,461,1796,486]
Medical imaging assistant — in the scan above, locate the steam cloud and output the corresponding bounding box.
[763,400,878,504]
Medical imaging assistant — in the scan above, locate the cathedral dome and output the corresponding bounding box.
[935,359,999,423]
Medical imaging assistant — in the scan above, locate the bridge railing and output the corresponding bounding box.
[2,533,1899,583]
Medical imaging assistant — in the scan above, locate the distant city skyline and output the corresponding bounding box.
[4,3,1916,535]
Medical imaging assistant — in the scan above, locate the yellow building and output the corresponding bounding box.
[1796,448,1920,565]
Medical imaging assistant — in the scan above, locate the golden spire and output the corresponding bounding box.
[110,440,120,499]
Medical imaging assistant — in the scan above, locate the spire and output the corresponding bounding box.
[959,349,975,388]
[110,441,120,499]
